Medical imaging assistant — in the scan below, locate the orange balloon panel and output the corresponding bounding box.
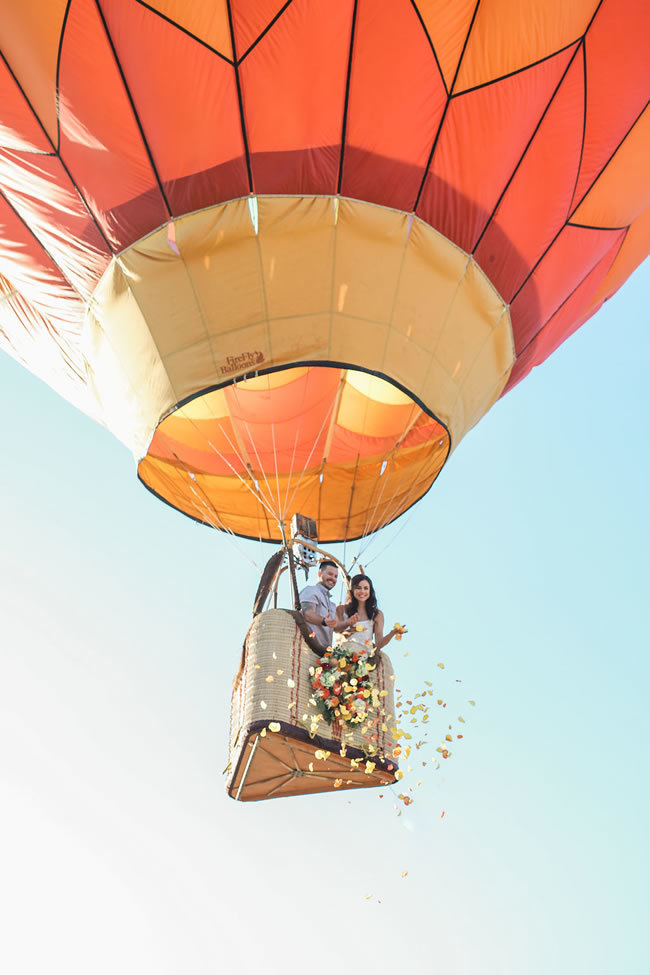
[141,367,449,541]
[0,0,647,541]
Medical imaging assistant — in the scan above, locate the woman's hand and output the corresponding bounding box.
[331,611,359,632]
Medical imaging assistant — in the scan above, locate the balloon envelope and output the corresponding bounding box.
[0,0,647,540]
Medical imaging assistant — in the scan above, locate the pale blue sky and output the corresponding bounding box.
[0,262,648,975]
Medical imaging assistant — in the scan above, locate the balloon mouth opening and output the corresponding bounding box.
[137,363,450,543]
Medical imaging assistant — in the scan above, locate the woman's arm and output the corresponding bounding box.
[373,610,402,651]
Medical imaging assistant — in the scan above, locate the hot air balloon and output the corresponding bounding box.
[0,1,647,798]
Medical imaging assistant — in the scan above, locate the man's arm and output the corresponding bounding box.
[300,600,326,627]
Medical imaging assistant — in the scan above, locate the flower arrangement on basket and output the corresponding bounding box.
[309,640,378,726]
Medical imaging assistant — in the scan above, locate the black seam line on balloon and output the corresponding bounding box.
[54,0,73,153]
[569,103,649,220]
[413,0,481,212]
[134,0,233,64]
[94,0,172,218]
[470,41,583,255]
[409,1,448,95]
[568,220,630,232]
[237,0,296,64]
[510,101,647,306]
[0,50,58,154]
[515,227,626,361]
[0,148,54,157]
[565,0,606,208]
[453,36,580,99]
[226,0,254,193]
[0,185,80,295]
[556,0,605,195]
[7,22,112,253]
[568,39,589,216]
[159,360,451,435]
[337,0,359,196]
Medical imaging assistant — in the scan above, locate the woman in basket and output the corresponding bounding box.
[335,573,406,653]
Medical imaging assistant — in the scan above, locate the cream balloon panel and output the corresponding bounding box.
[86,196,513,455]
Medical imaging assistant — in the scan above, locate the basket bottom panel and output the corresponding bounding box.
[229,727,397,801]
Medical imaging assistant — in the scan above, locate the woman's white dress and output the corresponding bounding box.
[334,617,375,652]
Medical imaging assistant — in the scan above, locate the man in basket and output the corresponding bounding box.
[299,560,358,652]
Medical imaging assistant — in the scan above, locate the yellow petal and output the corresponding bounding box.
[287,679,295,688]
[260,701,267,710]
[260,728,267,737]
[333,778,343,788]
[458,716,465,723]
[268,722,281,733]
[265,675,274,683]
[437,663,445,669]
[401,871,408,878]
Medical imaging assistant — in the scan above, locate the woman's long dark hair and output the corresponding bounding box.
[345,574,379,621]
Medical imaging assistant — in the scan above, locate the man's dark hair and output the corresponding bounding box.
[319,560,337,573]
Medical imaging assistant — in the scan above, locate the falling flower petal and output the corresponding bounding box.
[333,778,343,788]
[265,675,274,683]
[260,701,267,710]
[401,871,408,878]
[437,663,445,669]
[268,722,281,733]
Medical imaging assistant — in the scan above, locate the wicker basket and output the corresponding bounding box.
[226,609,398,801]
